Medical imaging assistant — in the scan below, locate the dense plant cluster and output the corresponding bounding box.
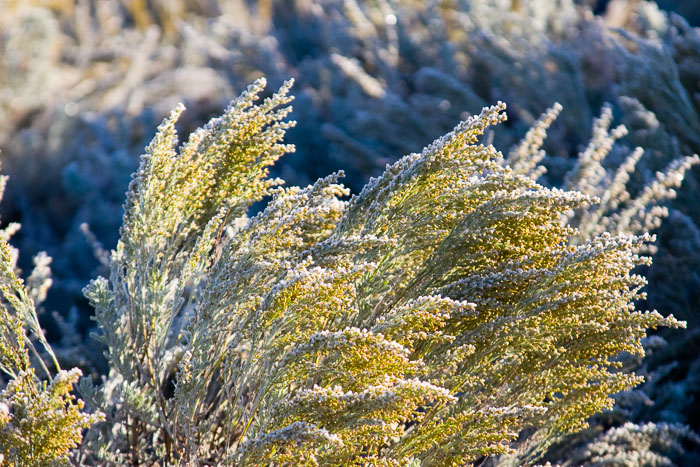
[0,78,688,465]
[1,0,700,464]
[0,175,101,464]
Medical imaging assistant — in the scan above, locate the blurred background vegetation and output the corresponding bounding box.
[2,0,700,463]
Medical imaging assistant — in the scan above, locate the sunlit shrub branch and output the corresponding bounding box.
[0,173,101,465]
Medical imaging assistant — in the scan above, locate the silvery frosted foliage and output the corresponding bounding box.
[554,421,700,466]
[505,103,699,247]
[0,181,100,465]
[79,78,293,462]
[79,81,682,465]
[500,96,700,461]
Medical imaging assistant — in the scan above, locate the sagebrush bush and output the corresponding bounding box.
[0,174,101,465]
[66,79,685,465]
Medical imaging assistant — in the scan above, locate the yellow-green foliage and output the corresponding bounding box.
[76,79,683,465]
[0,207,100,465]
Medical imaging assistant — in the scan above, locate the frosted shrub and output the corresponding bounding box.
[552,421,700,466]
[71,79,683,465]
[505,102,699,245]
[0,174,101,464]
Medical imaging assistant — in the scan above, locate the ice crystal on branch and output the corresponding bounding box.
[78,80,682,465]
